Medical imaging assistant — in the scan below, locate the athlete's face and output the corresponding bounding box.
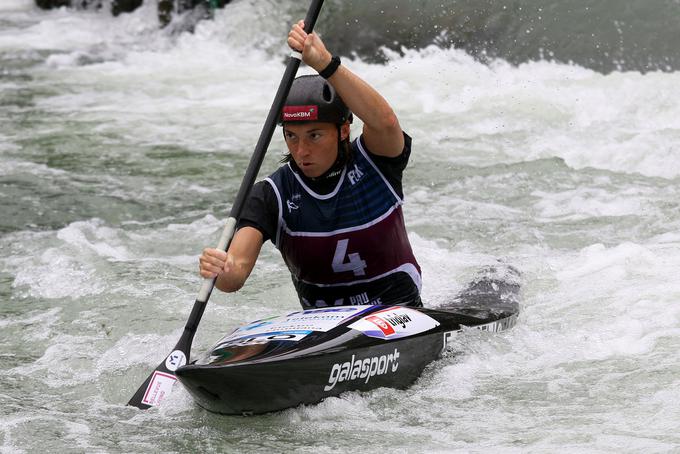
[283,122,349,178]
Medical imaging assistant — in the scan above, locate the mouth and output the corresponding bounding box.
[297,161,322,178]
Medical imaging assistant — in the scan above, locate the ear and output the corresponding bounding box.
[340,123,350,141]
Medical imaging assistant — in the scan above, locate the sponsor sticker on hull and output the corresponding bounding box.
[142,371,177,407]
[215,306,374,347]
[324,348,400,391]
[465,314,518,333]
[443,314,518,352]
[215,330,312,349]
[348,307,439,340]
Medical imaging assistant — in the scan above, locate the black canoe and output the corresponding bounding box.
[175,265,520,415]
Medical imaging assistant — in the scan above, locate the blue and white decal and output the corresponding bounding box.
[215,330,312,348]
[214,306,376,347]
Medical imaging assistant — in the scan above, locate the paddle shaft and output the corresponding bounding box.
[192,0,324,327]
[127,0,325,409]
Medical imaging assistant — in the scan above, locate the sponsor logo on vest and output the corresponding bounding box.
[303,294,384,308]
[287,193,301,212]
[324,348,400,391]
[302,297,345,307]
[300,307,364,314]
[347,163,365,185]
[282,105,318,121]
[349,292,369,305]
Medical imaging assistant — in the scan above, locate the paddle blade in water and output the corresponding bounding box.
[127,348,188,409]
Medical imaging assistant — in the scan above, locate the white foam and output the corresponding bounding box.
[56,220,131,261]
[0,308,61,340]
[282,392,376,423]
[362,46,680,179]
[520,241,680,365]
[10,223,112,299]
[0,0,32,11]
[165,214,221,234]
[6,5,676,179]
[12,247,105,299]
[554,242,657,281]
[0,159,68,178]
[61,420,92,450]
[6,218,209,299]
[9,334,102,387]
[2,4,680,451]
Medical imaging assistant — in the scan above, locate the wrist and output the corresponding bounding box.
[318,55,341,79]
[312,51,333,73]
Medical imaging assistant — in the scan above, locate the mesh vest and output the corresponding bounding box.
[266,138,421,308]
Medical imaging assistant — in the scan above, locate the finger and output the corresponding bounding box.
[291,22,307,38]
[200,250,226,267]
[204,248,227,261]
[199,261,221,278]
[200,268,217,279]
[304,33,316,50]
[201,255,225,272]
[289,29,307,47]
[198,260,216,278]
[288,37,303,53]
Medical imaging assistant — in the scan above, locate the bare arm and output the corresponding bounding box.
[198,226,263,293]
[288,20,405,157]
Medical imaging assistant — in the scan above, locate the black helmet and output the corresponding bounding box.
[280,75,352,125]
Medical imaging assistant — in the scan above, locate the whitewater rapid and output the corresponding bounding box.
[1,1,680,452]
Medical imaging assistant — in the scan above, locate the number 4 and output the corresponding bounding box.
[332,239,367,276]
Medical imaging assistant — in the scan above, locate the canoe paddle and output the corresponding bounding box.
[127,0,325,409]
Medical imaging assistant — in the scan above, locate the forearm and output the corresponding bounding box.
[199,227,263,294]
[310,52,404,156]
[317,57,399,133]
[289,21,404,155]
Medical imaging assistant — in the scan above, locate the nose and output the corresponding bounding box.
[293,138,312,158]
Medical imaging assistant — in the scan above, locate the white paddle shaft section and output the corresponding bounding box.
[197,216,237,302]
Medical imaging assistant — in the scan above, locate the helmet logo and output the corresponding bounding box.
[282,105,319,122]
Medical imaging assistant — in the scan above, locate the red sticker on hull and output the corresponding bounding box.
[365,315,395,335]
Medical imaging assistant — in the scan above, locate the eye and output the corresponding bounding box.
[284,131,297,140]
